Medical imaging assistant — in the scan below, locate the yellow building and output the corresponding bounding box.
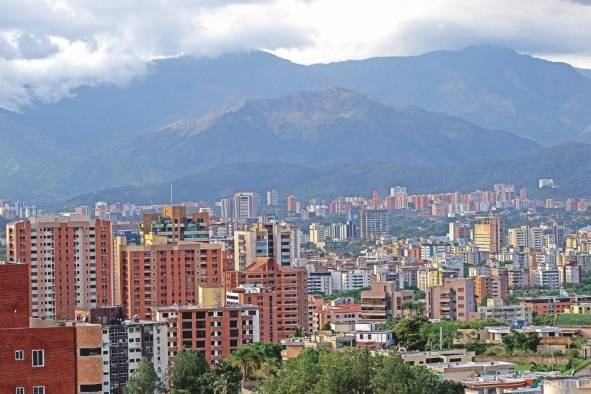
[473,216,504,253]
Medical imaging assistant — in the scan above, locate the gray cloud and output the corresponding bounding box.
[1,0,591,111]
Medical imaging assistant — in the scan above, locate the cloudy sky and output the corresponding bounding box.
[1,0,591,110]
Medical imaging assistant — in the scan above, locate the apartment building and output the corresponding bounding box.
[0,262,103,394]
[427,278,476,321]
[234,222,301,269]
[471,274,508,305]
[88,306,168,394]
[227,257,308,340]
[507,226,543,249]
[115,236,225,319]
[233,192,257,219]
[141,206,209,243]
[308,271,333,295]
[226,285,277,342]
[337,269,372,291]
[473,216,504,253]
[155,303,259,365]
[6,214,112,320]
[359,281,413,324]
[359,209,389,239]
[475,299,532,324]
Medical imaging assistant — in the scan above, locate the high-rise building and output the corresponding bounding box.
[115,236,225,319]
[286,195,299,214]
[233,222,301,269]
[266,189,279,206]
[218,198,234,219]
[227,258,308,340]
[448,222,471,242]
[507,226,543,249]
[473,216,504,253]
[6,214,112,320]
[89,306,168,394]
[226,285,277,342]
[141,206,209,243]
[233,192,257,219]
[359,209,389,239]
[389,186,407,196]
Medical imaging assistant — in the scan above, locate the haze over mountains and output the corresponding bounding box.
[2,45,591,204]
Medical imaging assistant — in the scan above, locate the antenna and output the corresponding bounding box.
[170,184,173,205]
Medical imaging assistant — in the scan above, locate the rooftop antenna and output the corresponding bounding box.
[170,183,173,205]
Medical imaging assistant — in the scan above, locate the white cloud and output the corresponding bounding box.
[1,0,591,110]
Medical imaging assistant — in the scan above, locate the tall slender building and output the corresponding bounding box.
[473,216,505,253]
[6,214,112,320]
[233,192,257,219]
[266,190,279,206]
[359,209,389,239]
[233,222,301,269]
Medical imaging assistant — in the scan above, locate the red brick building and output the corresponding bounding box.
[0,262,30,328]
[0,261,103,394]
[155,303,259,365]
[6,215,112,320]
[227,258,308,340]
[116,238,225,319]
[226,285,278,342]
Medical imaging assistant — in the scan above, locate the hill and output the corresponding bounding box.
[64,142,591,206]
[25,88,540,200]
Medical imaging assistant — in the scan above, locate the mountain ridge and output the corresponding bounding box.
[63,142,591,207]
[27,87,540,201]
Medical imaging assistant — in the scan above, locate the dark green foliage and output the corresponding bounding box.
[392,316,430,351]
[167,350,241,394]
[419,322,459,351]
[465,340,487,355]
[324,288,370,302]
[124,358,161,394]
[260,348,463,394]
[168,350,209,392]
[502,332,540,354]
[226,342,282,382]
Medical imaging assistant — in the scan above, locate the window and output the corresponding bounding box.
[33,387,45,394]
[16,388,24,394]
[32,349,44,367]
[15,350,24,360]
[79,348,101,357]
[80,384,103,392]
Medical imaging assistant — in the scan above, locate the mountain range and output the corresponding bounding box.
[65,142,591,206]
[2,45,591,204]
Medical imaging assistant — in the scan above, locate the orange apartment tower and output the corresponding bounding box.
[6,214,112,320]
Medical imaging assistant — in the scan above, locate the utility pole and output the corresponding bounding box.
[440,325,443,351]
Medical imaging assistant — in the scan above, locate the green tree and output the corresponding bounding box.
[312,348,375,394]
[290,326,307,338]
[124,358,161,394]
[420,321,458,351]
[372,354,463,394]
[466,339,487,355]
[261,348,462,394]
[167,350,209,393]
[502,332,540,354]
[260,348,322,394]
[227,342,282,382]
[394,316,430,350]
